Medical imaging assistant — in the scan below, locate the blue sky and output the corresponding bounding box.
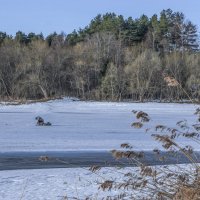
[0,0,199,36]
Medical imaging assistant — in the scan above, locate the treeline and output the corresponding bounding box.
[0,9,199,102]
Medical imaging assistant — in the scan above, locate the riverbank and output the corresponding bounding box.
[0,96,199,106]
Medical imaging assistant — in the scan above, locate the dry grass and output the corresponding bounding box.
[173,183,200,200]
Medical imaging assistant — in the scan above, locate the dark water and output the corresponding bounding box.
[0,151,199,171]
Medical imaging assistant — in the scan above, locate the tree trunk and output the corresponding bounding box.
[38,84,48,99]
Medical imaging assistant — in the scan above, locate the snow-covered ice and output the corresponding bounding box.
[0,164,197,200]
[0,167,139,200]
[0,98,198,152]
[0,99,199,200]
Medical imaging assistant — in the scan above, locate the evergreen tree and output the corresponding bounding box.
[46,32,58,46]
[149,14,160,50]
[15,31,28,44]
[0,32,9,44]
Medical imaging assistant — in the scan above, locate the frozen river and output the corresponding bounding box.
[0,98,198,152]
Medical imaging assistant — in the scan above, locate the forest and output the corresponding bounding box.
[0,9,199,102]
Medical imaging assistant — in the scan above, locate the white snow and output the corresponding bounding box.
[0,167,136,200]
[0,98,198,152]
[0,164,197,200]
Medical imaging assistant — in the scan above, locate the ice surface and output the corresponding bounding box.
[0,164,196,200]
[0,98,198,199]
[0,167,139,200]
[0,98,198,152]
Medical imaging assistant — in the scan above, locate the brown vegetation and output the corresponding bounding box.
[0,10,199,102]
